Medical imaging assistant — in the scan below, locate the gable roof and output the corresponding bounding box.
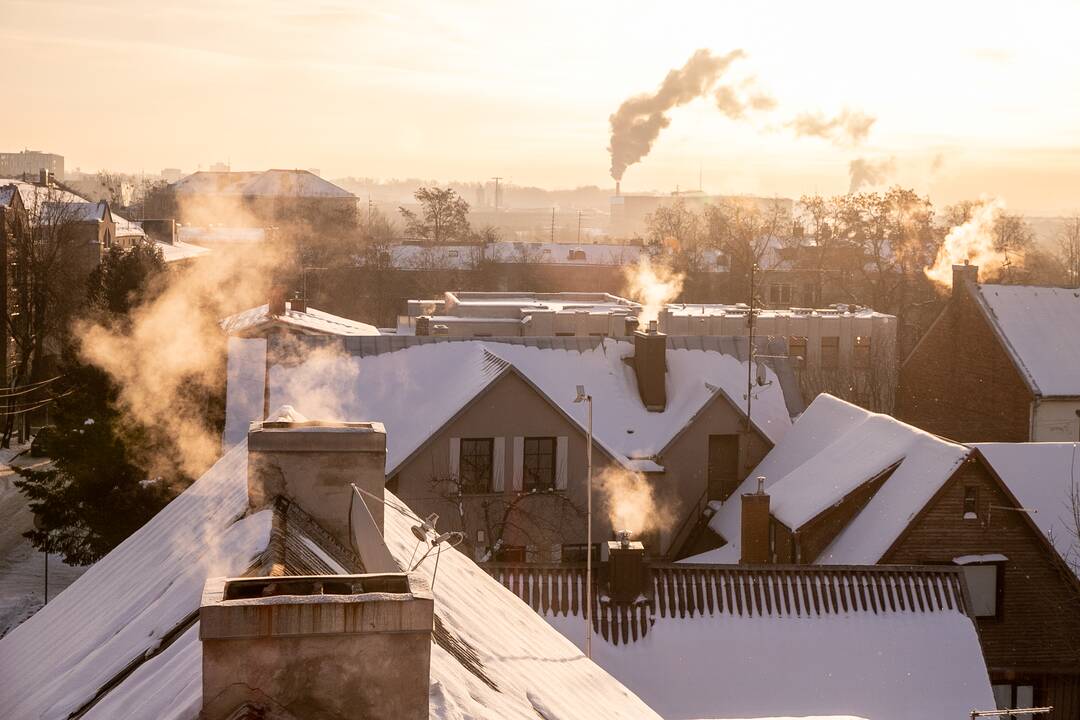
[220,301,381,338]
[971,283,1080,397]
[690,394,968,564]
[173,170,353,199]
[0,441,660,720]
[490,562,993,720]
[0,178,146,239]
[973,442,1080,577]
[259,338,792,475]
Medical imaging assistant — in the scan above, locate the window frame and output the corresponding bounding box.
[522,436,557,492]
[963,485,979,519]
[459,437,495,494]
[960,561,1005,622]
[820,335,840,370]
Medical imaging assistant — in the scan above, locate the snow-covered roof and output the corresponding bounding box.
[178,226,268,244]
[973,283,1080,396]
[0,441,659,720]
[492,563,993,720]
[156,239,210,263]
[173,170,353,199]
[0,177,146,238]
[259,338,792,473]
[0,184,19,207]
[664,303,892,320]
[489,241,648,267]
[690,394,968,564]
[220,301,381,338]
[41,200,108,223]
[973,442,1080,575]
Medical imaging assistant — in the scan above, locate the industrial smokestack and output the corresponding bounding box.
[616,181,621,197]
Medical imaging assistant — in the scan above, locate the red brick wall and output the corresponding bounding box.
[883,457,1080,717]
[896,283,1032,442]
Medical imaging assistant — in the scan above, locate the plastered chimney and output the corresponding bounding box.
[952,263,979,299]
[740,476,771,564]
[268,287,287,316]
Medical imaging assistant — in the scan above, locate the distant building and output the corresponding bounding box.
[897,264,1080,442]
[160,168,183,183]
[0,150,64,181]
[610,191,792,238]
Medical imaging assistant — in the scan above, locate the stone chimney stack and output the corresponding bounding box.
[952,262,979,299]
[633,321,667,412]
[200,573,433,720]
[740,476,771,564]
[247,417,387,552]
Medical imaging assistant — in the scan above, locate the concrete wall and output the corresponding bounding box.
[391,370,771,560]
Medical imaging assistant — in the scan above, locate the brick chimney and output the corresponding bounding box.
[606,532,648,602]
[633,320,667,412]
[952,262,979,299]
[200,572,433,720]
[290,293,307,313]
[247,418,388,557]
[740,476,771,564]
[268,287,287,316]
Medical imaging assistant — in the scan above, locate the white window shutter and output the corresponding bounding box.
[449,437,461,480]
[512,436,524,491]
[492,437,506,491]
[555,436,569,490]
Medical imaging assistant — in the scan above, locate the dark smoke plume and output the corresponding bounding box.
[848,156,896,192]
[608,48,745,181]
[789,109,876,146]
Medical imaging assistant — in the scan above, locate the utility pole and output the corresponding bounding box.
[491,177,502,212]
[550,208,555,243]
[577,211,582,243]
[745,262,758,434]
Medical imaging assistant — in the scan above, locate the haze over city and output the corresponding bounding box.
[4,0,1080,213]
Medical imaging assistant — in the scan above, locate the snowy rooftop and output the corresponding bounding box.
[0,442,659,720]
[156,239,210,263]
[690,394,968,564]
[490,563,993,719]
[973,283,1080,396]
[445,290,640,314]
[664,303,893,320]
[248,338,792,472]
[173,170,354,199]
[0,177,146,238]
[220,301,381,338]
[974,442,1080,576]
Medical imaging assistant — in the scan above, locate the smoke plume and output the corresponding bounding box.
[596,467,675,538]
[76,197,288,479]
[924,198,1010,286]
[848,156,896,193]
[713,82,776,120]
[788,109,876,146]
[622,256,684,324]
[608,49,745,181]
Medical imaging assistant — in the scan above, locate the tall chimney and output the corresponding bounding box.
[268,286,287,316]
[247,417,388,556]
[740,476,771,564]
[200,572,433,720]
[952,262,979,299]
[633,321,667,411]
[616,181,621,197]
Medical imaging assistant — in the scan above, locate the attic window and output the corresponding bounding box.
[963,486,979,519]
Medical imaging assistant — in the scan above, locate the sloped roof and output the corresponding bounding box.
[974,442,1080,576]
[0,178,146,238]
[0,441,660,720]
[157,239,211,263]
[173,170,353,199]
[490,563,993,719]
[973,283,1080,396]
[690,394,968,564]
[220,301,381,338]
[259,338,792,474]
[0,184,19,207]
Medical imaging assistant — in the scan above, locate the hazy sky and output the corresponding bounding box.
[4,0,1080,214]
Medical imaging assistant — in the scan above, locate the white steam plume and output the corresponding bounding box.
[597,467,675,539]
[848,156,896,193]
[608,49,746,181]
[622,256,684,325]
[924,197,1010,286]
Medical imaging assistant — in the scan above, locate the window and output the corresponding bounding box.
[523,436,556,491]
[768,284,792,304]
[854,335,871,369]
[801,283,820,306]
[961,563,1002,618]
[460,438,494,493]
[561,544,600,564]
[788,336,807,370]
[495,545,525,562]
[707,434,741,502]
[963,486,979,519]
[555,332,575,337]
[821,336,840,369]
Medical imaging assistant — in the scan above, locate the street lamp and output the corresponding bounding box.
[573,384,593,659]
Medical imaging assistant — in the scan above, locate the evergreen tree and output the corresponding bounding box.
[15,242,174,565]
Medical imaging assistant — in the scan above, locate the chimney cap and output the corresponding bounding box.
[248,418,386,453]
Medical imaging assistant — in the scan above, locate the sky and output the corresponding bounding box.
[3,0,1080,214]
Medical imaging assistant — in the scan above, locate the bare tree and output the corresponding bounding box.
[1058,215,1080,288]
[399,187,472,244]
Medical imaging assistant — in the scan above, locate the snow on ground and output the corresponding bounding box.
[0,444,87,639]
[545,609,993,720]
